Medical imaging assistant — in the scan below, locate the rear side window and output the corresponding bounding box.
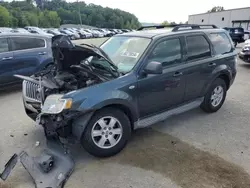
[0,38,9,53]
[186,35,211,61]
[209,33,232,55]
[10,37,45,51]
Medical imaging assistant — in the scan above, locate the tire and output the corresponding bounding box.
[81,108,131,157]
[201,78,227,113]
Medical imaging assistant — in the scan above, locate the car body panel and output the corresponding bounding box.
[0,34,53,87]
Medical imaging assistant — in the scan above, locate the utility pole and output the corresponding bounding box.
[77,0,82,27]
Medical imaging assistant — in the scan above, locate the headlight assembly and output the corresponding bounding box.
[42,95,72,114]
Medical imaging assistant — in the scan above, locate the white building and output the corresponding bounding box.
[188,7,250,31]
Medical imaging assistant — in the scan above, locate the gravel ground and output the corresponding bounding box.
[0,41,250,188]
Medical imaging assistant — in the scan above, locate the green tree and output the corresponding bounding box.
[0,5,10,26]
[0,0,141,29]
[208,6,224,13]
[25,12,38,26]
[38,11,49,27]
[47,11,60,27]
[162,20,169,26]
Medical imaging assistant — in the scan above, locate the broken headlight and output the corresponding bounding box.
[42,94,72,114]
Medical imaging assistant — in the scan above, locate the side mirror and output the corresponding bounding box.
[143,61,163,75]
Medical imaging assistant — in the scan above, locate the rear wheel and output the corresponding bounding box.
[201,78,227,113]
[81,108,131,157]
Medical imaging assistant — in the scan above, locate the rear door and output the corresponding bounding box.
[10,36,47,76]
[0,37,18,86]
[183,34,213,101]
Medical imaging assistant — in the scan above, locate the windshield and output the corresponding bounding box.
[100,36,151,72]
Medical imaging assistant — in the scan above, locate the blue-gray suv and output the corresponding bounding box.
[17,25,237,157]
[0,33,53,88]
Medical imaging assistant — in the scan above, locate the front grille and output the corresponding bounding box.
[23,80,41,102]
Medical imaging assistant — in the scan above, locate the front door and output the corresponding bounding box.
[137,37,186,118]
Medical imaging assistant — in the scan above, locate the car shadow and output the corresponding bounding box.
[67,105,250,188]
[96,128,250,188]
[0,85,22,97]
[239,63,250,69]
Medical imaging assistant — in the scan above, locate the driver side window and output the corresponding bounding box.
[148,38,182,68]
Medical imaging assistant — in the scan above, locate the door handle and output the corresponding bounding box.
[2,57,13,60]
[208,62,216,67]
[173,71,183,77]
[38,52,47,55]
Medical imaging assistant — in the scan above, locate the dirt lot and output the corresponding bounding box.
[1,40,250,188]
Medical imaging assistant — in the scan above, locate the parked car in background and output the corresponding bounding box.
[61,28,80,39]
[95,29,113,37]
[239,43,250,62]
[25,26,54,37]
[11,28,30,34]
[46,29,67,37]
[78,29,93,38]
[0,27,12,33]
[224,27,245,47]
[83,29,98,38]
[0,33,53,88]
[90,29,104,37]
[58,29,75,39]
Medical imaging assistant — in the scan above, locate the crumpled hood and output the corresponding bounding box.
[52,35,117,72]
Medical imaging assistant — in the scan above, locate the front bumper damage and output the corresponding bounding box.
[0,138,74,188]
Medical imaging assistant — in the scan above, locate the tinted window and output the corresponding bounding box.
[209,33,232,54]
[148,38,182,67]
[11,37,45,51]
[0,38,9,53]
[186,35,211,61]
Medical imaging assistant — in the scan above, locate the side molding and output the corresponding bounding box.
[134,97,204,129]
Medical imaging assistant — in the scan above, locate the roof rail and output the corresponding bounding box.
[172,24,217,31]
[137,24,218,31]
[137,25,178,31]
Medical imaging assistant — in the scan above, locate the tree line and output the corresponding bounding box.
[0,0,141,29]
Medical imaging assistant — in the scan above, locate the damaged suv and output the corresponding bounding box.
[17,25,237,157]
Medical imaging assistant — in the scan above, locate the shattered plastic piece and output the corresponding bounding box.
[0,154,18,181]
[35,141,40,147]
[20,139,74,188]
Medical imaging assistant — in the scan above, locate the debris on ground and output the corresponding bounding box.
[35,141,40,147]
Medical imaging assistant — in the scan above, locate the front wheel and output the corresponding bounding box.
[201,78,227,113]
[81,108,131,157]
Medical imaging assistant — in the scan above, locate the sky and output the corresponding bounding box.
[78,0,250,23]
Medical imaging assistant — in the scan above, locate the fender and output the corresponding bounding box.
[201,64,232,96]
[71,90,138,140]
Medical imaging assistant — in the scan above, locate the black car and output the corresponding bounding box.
[17,25,236,158]
[224,27,245,47]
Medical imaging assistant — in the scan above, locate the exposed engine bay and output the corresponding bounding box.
[15,35,119,104]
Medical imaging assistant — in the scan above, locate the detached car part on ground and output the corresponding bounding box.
[1,25,237,187]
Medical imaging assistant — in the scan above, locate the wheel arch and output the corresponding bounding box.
[72,101,138,141]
